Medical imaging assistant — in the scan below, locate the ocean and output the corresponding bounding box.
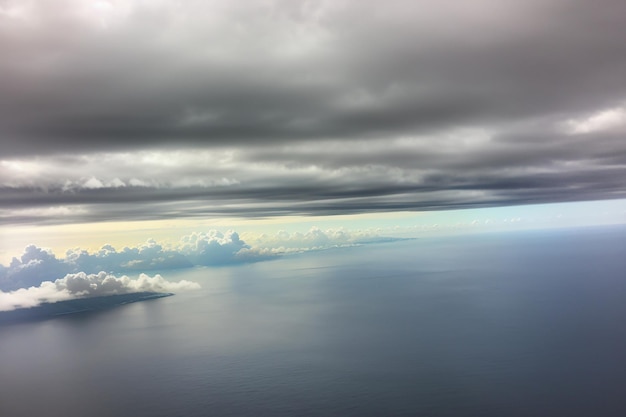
[1,225,626,416]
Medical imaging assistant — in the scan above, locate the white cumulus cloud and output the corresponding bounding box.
[1,228,402,292]
[0,271,200,312]
[178,230,272,265]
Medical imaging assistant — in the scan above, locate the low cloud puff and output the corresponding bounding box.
[65,239,193,274]
[178,230,268,265]
[0,245,70,291]
[0,272,200,312]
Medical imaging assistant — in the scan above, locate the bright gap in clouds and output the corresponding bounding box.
[566,106,626,135]
[1,198,625,265]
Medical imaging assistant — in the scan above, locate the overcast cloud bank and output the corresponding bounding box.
[1,0,626,224]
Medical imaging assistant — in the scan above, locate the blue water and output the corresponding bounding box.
[1,226,626,416]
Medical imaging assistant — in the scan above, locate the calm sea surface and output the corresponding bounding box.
[2,226,626,417]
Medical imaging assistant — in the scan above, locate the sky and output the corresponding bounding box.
[1,0,626,308]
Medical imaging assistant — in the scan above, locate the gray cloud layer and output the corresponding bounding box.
[1,0,626,222]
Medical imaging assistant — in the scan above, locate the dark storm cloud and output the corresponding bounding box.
[1,0,626,223]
